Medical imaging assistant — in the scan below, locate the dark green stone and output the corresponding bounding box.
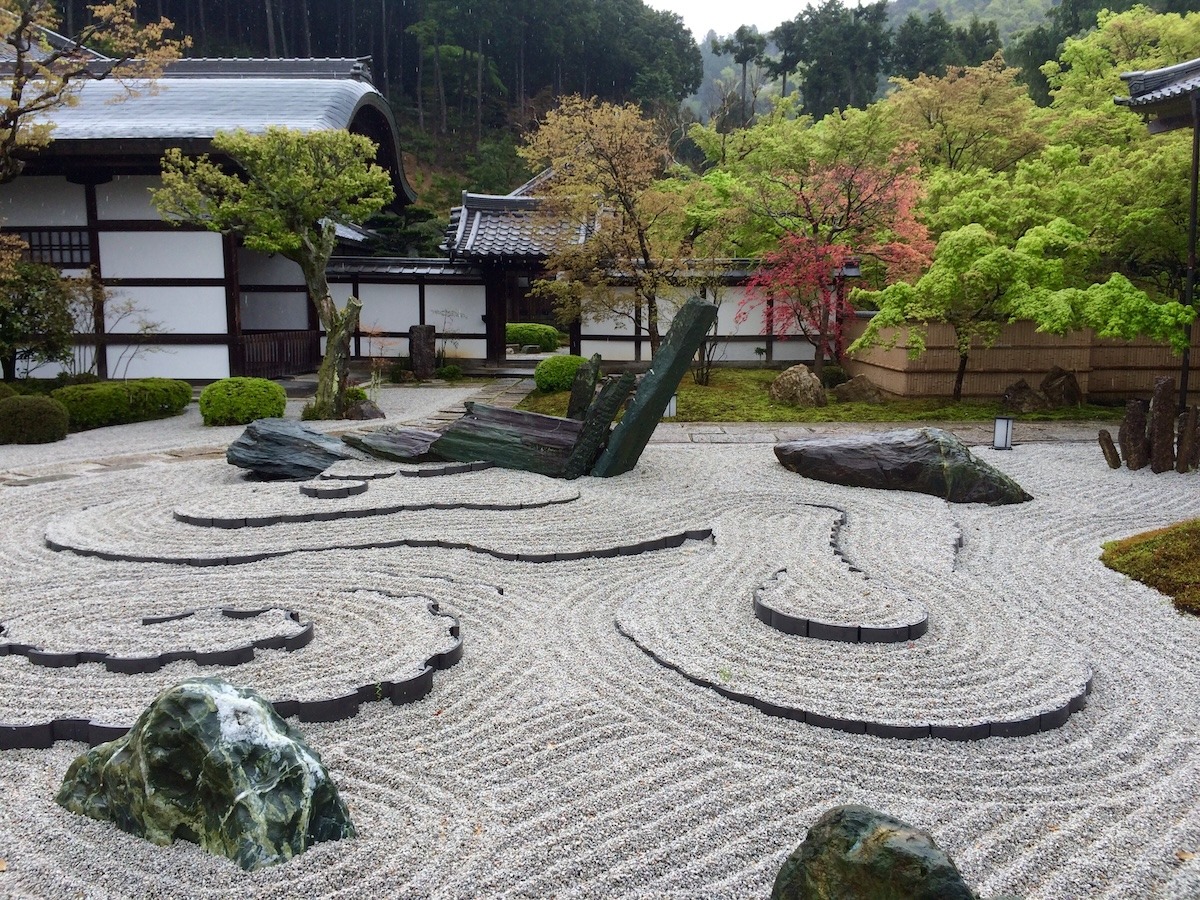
[591,298,718,477]
[774,427,1033,505]
[771,805,977,900]
[431,402,584,477]
[561,372,636,479]
[566,353,603,420]
[56,678,355,871]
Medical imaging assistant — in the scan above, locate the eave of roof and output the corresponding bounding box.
[1116,57,1200,134]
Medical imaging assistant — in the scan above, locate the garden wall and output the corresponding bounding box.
[842,316,1200,403]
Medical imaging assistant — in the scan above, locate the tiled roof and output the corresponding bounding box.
[327,256,483,280]
[0,10,109,64]
[444,191,590,262]
[1116,57,1200,133]
[33,75,381,140]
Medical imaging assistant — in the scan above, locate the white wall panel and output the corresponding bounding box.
[425,285,485,329]
[711,341,767,363]
[100,231,224,280]
[714,287,751,333]
[241,292,308,330]
[358,283,421,332]
[107,344,229,380]
[95,176,162,220]
[106,286,227,334]
[0,177,86,226]
[581,339,637,362]
[773,340,816,363]
[239,249,303,284]
[438,338,486,360]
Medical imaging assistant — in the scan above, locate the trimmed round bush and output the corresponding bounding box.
[52,378,192,431]
[199,377,286,426]
[0,383,16,401]
[506,322,561,352]
[435,364,463,381]
[534,354,587,392]
[0,394,69,444]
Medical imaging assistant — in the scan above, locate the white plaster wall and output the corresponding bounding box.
[438,338,486,360]
[100,231,224,280]
[581,338,637,362]
[714,286,752,334]
[711,341,769,363]
[357,283,421,333]
[425,285,485,330]
[0,177,87,226]
[95,176,162,220]
[238,250,303,284]
[241,292,308,330]
[107,344,229,380]
[106,286,226,334]
[773,339,816,363]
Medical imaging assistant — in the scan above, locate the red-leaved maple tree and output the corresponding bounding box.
[738,148,932,377]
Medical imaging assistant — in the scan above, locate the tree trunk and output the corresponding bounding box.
[264,0,277,57]
[433,29,448,134]
[314,297,362,418]
[475,31,484,146]
[646,297,661,356]
[2,351,14,381]
[953,352,968,401]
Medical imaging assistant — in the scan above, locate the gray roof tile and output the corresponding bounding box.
[443,191,589,261]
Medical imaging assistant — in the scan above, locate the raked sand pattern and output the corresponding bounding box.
[3,436,1200,897]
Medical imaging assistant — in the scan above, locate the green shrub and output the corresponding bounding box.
[388,359,412,383]
[534,354,587,392]
[819,364,849,389]
[344,386,369,406]
[0,383,16,401]
[52,378,192,430]
[506,322,561,352]
[198,377,286,426]
[0,395,69,444]
[435,364,463,381]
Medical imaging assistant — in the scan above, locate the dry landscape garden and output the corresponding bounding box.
[4,0,1200,897]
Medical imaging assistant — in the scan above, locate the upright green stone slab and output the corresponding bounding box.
[591,298,717,477]
[561,372,636,479]
[566,353,603,420]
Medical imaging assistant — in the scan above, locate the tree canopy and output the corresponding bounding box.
[152,127,393,417]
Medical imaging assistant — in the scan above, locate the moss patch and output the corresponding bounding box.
[1102,520,1200,616]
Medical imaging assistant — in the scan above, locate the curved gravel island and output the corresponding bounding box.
[3,430,1200,898]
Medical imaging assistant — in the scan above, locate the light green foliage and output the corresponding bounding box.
[534,355,587,392]
[0,394,68,443]
[0,259,84,382]
[505,323,560,352]
[153,128,393,419]
[199,377,286,426]
[850,219,1187,399]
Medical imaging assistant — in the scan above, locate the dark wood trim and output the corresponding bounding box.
[483,268,506,364]
[76,332,236,346]
[765,297,775,364]
[418,279,426,324]
[101,278,228,288]
[85,183,107,380]
[239,283,307,293]
[352,274,362,357]
[93,219,211,232]
[223,233,243,377]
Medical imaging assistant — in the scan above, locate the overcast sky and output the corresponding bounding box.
[645,0,807,41]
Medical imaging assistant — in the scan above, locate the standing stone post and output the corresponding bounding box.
[1148,376,1176,473]
[1118,400,1150,471]
[409,324,436,380]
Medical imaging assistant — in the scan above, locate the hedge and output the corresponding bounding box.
[506,322,561,352]
[51,378,192,431]
[199,377,286,426]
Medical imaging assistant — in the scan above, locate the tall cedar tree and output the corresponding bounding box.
[152,128,393,418]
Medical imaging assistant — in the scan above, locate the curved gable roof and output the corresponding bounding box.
[21,58,415,203]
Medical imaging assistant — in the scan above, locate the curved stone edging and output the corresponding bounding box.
[299,480,369,499]
[0,601,462,751]
[317,461,495,481]
[171,492,579,529]
[750,503,930,643]
[752,572,929,643]
[615,620,1093,741]
[0,607,314,674]
[46,529,717,568]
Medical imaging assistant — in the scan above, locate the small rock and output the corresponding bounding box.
[343,426,443,461]
[1099,429,1121,469]
[1001,379,1049,413]
[56,678,355,871]
[1040,366,1083,407]
[770,804,976,900]
[343,399,385,420]
[769,365,827,407]
[830,374,883,404]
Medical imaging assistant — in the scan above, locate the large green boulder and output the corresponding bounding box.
[774,427,1032,505]
[56,678,355,871]
[771,805,977,900]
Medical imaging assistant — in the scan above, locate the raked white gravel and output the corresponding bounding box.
[2,426,1200,899]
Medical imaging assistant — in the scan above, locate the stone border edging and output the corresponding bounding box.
[317,461,495,480]
[46,529,716,568]
[615,620,1093,741]
[0,607,314,674]
[170,492,580,529]
[299,480,369,499]
[0,600,463,751]
[750,503,930,643]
